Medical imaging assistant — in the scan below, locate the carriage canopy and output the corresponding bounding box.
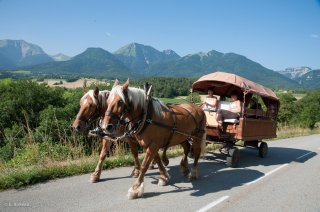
[192,71,279,102]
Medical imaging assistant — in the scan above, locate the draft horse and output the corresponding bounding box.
[72,87,142,182]
[100,80,206,199]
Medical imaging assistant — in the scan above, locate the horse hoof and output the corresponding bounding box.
[181,169,190,176]
[90,174,100,183]
[158,177,169,186]
[90,171,101,183]
[127,183,144,200]
[188,168,198,181]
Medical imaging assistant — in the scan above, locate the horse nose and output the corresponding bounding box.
[106,124,113,131]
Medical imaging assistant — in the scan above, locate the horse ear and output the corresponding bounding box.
[113,79,119,88]
[94,87,99,96]
[83,87,88,94]
[122,79,129,92]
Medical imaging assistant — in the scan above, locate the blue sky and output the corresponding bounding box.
[0,0,319,70]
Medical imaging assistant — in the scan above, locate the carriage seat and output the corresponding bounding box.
[204,110,218,126]
[223,119,239,124]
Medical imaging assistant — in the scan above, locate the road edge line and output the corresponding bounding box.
[245,163,289,186]
[196,195,229,212]
[296,151,313,160]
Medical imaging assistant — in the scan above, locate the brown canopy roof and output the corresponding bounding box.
[192,71,279,101]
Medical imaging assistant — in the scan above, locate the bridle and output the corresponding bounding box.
[104,103,136,133]
[103,93,148,137]
[76,95,102,128]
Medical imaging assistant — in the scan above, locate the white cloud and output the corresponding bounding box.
[310,34,319,38]
[105,32,112,37]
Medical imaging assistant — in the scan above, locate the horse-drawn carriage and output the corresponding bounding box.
[192,72,280,167]
[72,71,279,199]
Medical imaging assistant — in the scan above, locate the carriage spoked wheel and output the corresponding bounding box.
[226,147,239,168]
[258,142,268,158]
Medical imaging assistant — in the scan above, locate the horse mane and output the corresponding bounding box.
[110,85,169,118]
[81,90,109,109]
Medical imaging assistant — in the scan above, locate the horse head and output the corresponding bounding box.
[72,87,105,132]
[100,79,146,135]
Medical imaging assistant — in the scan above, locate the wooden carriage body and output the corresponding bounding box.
[192,72,279,166]
[192,71,279,143]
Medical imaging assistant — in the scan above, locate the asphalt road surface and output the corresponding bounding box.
[1,134,320,212]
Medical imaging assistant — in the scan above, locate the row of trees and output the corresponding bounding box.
[277,91,320,128]
[0,79,319,162]
[131,77,195,98]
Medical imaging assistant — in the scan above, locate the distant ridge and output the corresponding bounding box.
[0,39,54,68]
[277,67,320,89]
[114,43,180,74]
[0,39,301,89]
[51,53,71,61]
[25,47,132,79]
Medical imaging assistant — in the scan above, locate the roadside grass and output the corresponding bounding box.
[0,126,319,191]
[276,125,320,139]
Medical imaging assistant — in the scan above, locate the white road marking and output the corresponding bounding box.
[296,151,313,160]
[196,196,229,212]
[245,164,289,186]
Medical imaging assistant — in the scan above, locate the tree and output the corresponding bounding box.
[277,93,297,125]
[293,91,320,128]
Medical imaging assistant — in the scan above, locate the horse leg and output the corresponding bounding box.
[149,159,157,169]
[127,147,158,199]
[189,135,206,180]
[180,140,190,176]
[127,138,140,177]
[90,138,112,183]
[154,153,170,186]
[161,146,169,166]
[189,142,200,180]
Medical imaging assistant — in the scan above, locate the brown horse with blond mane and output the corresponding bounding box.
[72,87,142,182]
[100,80,206,199]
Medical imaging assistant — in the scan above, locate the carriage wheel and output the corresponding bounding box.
[226,147,239,168]
[259,142,268,158]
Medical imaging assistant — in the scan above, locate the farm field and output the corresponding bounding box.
[41,78,109,89]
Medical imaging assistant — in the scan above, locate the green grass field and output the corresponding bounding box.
[159,98,188,104]
[10,70,32,74]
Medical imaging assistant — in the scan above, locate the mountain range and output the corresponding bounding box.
[0,39,314,89]
[277,67,320,89]
[0,40,54,68]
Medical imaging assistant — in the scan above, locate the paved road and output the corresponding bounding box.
[1,135,320,212]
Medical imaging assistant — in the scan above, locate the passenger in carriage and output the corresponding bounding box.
[203,89,218,111]
[216,91,242,128]
[249,97,262,109]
